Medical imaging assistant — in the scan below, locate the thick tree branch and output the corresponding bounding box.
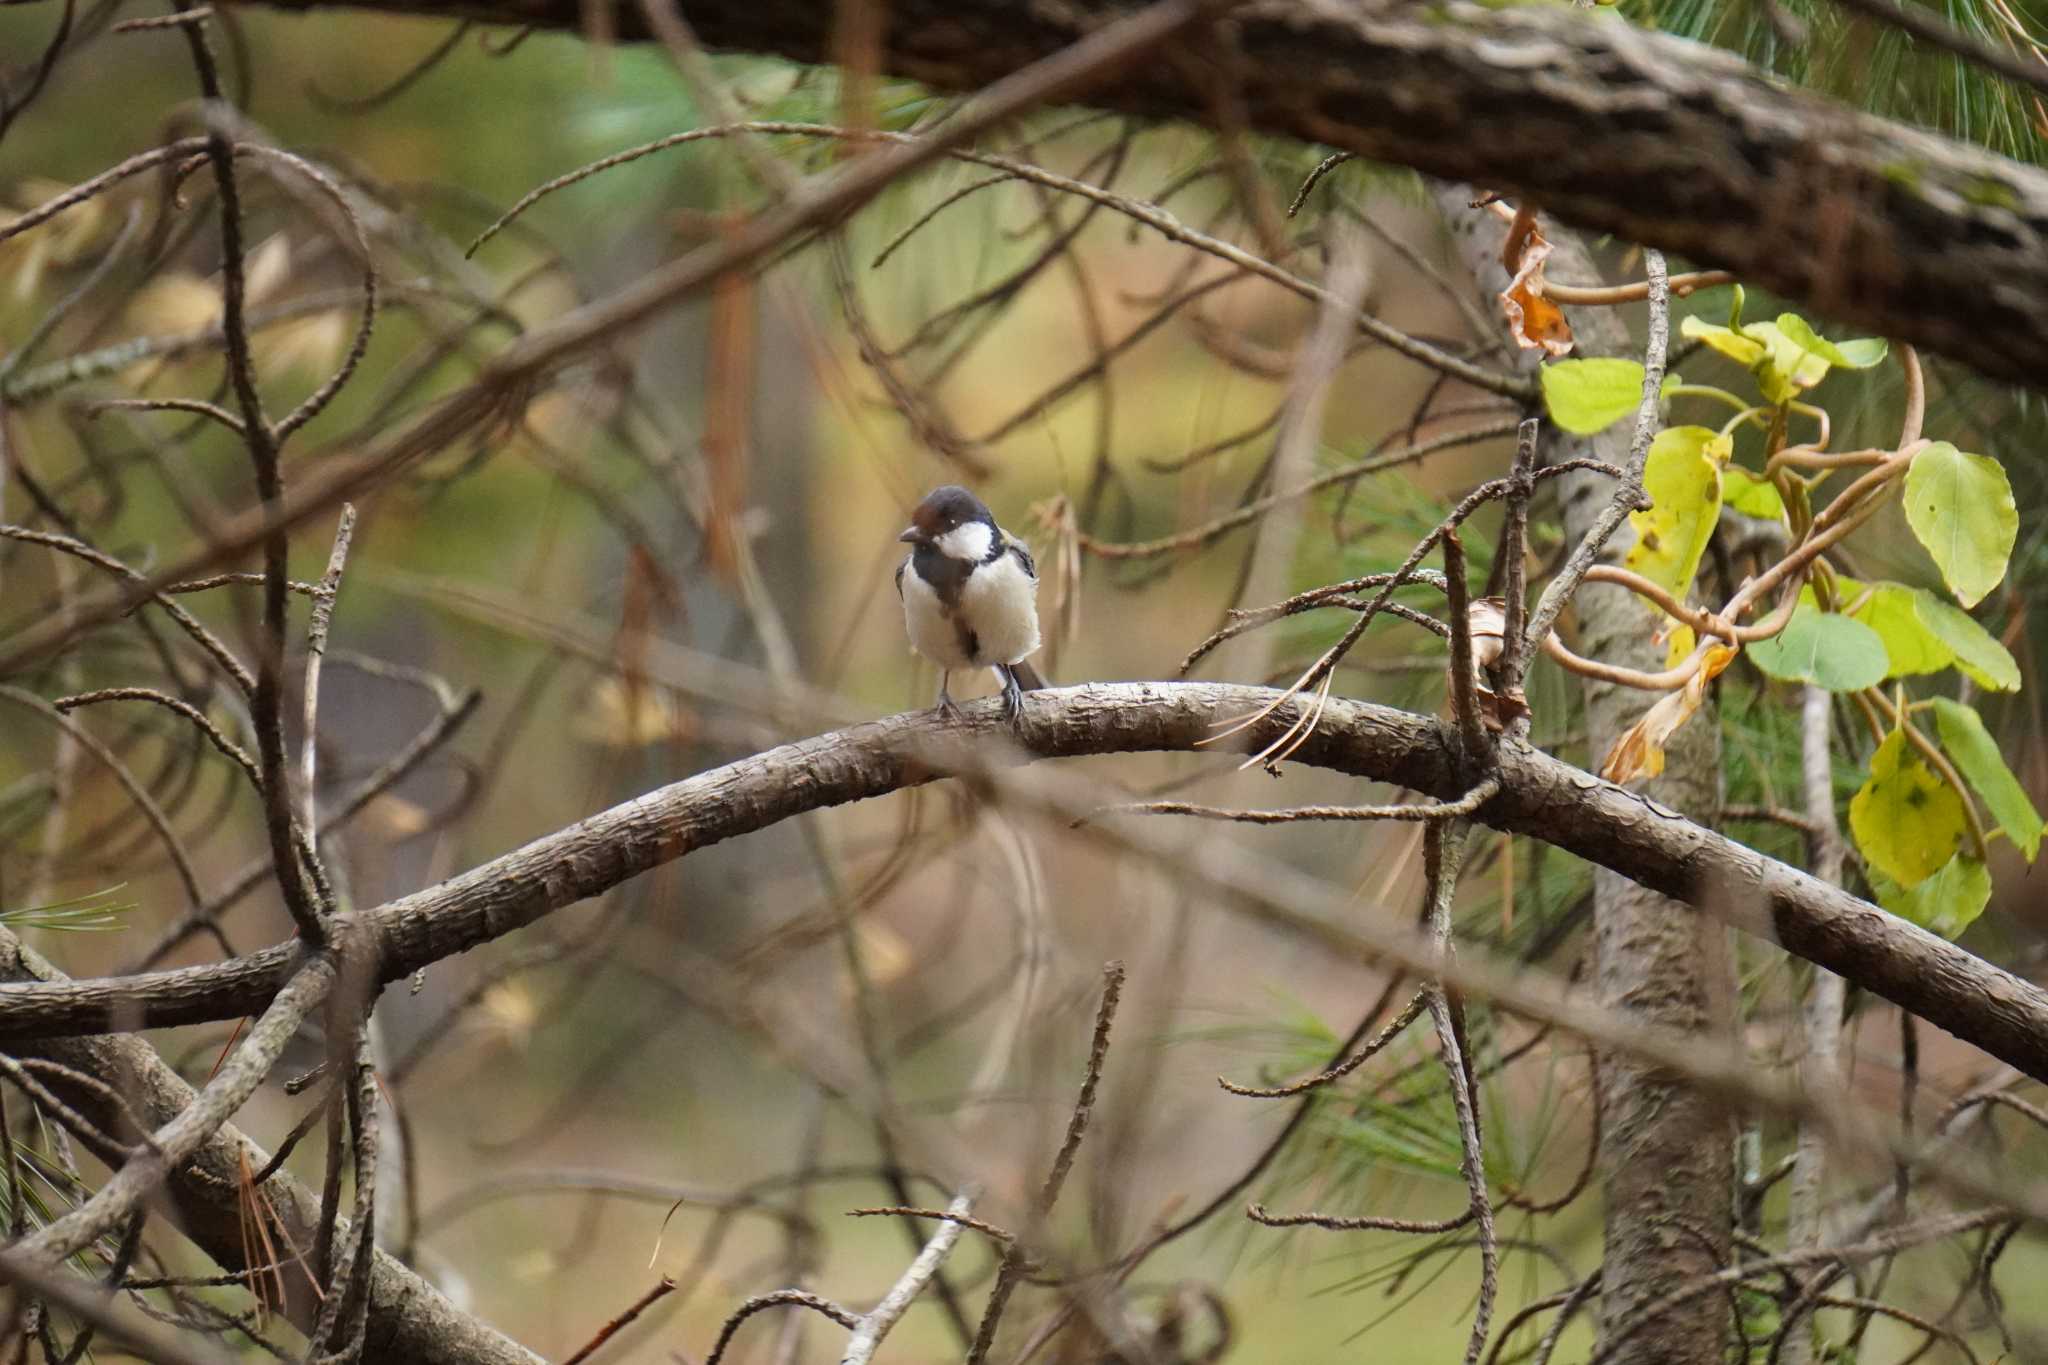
[236,0,2048,387]
[0,929,544,1365]
[2,684,2046,1088]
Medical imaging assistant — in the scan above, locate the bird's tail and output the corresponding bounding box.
[1008,658,1048,691]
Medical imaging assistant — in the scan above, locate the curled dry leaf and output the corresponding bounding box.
[1498,206,1574,358]
[1599,643,1737,785]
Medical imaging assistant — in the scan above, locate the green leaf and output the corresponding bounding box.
[1625,426,1728,601]
[1913,591,2021,691]
[1904,441,2017,608]
[1773,313,1888,370]
[1745,604,1889,691]
[1873,853,1992,939]
[1931,697,2042,860]
[1722,465,1785,521]
[1744,321,1833,404]
[1845,582,1953,677]
[1850,727,1969,888]
[1541,358,1646,434]
[1679,315,1765,368]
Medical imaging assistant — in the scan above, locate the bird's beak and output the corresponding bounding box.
[898,526,924,544]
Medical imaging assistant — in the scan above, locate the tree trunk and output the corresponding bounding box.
[1436,194,1733,1364]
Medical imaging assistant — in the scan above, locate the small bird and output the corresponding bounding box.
[896,485,1046,723]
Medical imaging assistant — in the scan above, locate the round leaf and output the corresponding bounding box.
[1931,697,2042,860]
[1745,605,1888,692]
[1912,592,2020,691]
[1904,441,2017,608]
[1846,583,1953,677]
[1540,358,1645,435]
[1850,728,1969,889]
[1873,853,1991,940]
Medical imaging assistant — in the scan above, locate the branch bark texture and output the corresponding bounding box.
[237,0,2048,388]
[0,930,544,1365]
[3,684,2046,1091]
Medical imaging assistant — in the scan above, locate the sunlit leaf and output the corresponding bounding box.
[1679,315,1764,368]
[1904,441,2017,608]
[1872,853,1991,939]
[1722,465,1786,521]
[1600,644,1736,785]
[1540,357,1644,434]
[1744,321,1833,404]
[1744,602,1888,691]
[1913,593,2020,691]
[1931,697,2042,860]
[1625,426,1728,602]
[1850,727,1969,888]
[1773,313,1887,370]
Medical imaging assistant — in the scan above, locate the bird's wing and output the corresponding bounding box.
[1003,535,1037,580]
[894,558,906,599]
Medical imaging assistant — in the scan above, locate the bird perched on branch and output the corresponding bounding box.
[896,485,1046,724]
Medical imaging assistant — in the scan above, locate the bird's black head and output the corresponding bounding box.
[898,485,995,546]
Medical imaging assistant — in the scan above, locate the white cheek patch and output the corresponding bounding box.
[935,521,993,562]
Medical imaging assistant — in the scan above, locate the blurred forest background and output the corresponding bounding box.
[2,1,2048,1362]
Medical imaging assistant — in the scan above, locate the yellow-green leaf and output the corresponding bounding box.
[1625,426,1728,601]
[1913,592,2021,691]
[1931,697,2041,860]
[1850,728,1969,888]
[1873,853,1991,939]
[1745,603,1888,691]
[1744,321,1832,404]
[1846,583,1953,677]
[1540,358,1645,434]
[1679,315,1764,368]
[1774,314,1887,370]
[1722,465,1786,522]
[1904,441,2017,608]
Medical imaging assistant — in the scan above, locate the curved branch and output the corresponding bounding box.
[1,683,2045,1094]
[232,0,2048,388]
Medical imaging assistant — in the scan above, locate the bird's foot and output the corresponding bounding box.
[935,677,963,721]
[1000,667,1026,728]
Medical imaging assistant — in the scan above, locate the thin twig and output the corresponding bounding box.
[301,505,357,836]
[841,1187,977,1365]
[559,1277,675,1365]
[1425,822,1497,1365]
[966,961,1124,1364]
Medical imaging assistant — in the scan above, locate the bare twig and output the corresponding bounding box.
[1425,822,1497,1365]
[301,504,357,836]
[22,958,336,1261]
[966,961,1125,1363]
[559,1278,675,1365]
[843,1187,978,1365]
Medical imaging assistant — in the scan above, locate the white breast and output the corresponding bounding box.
[958,551,1041,665]
[901,561,975,668]
[900,551,1041,672]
